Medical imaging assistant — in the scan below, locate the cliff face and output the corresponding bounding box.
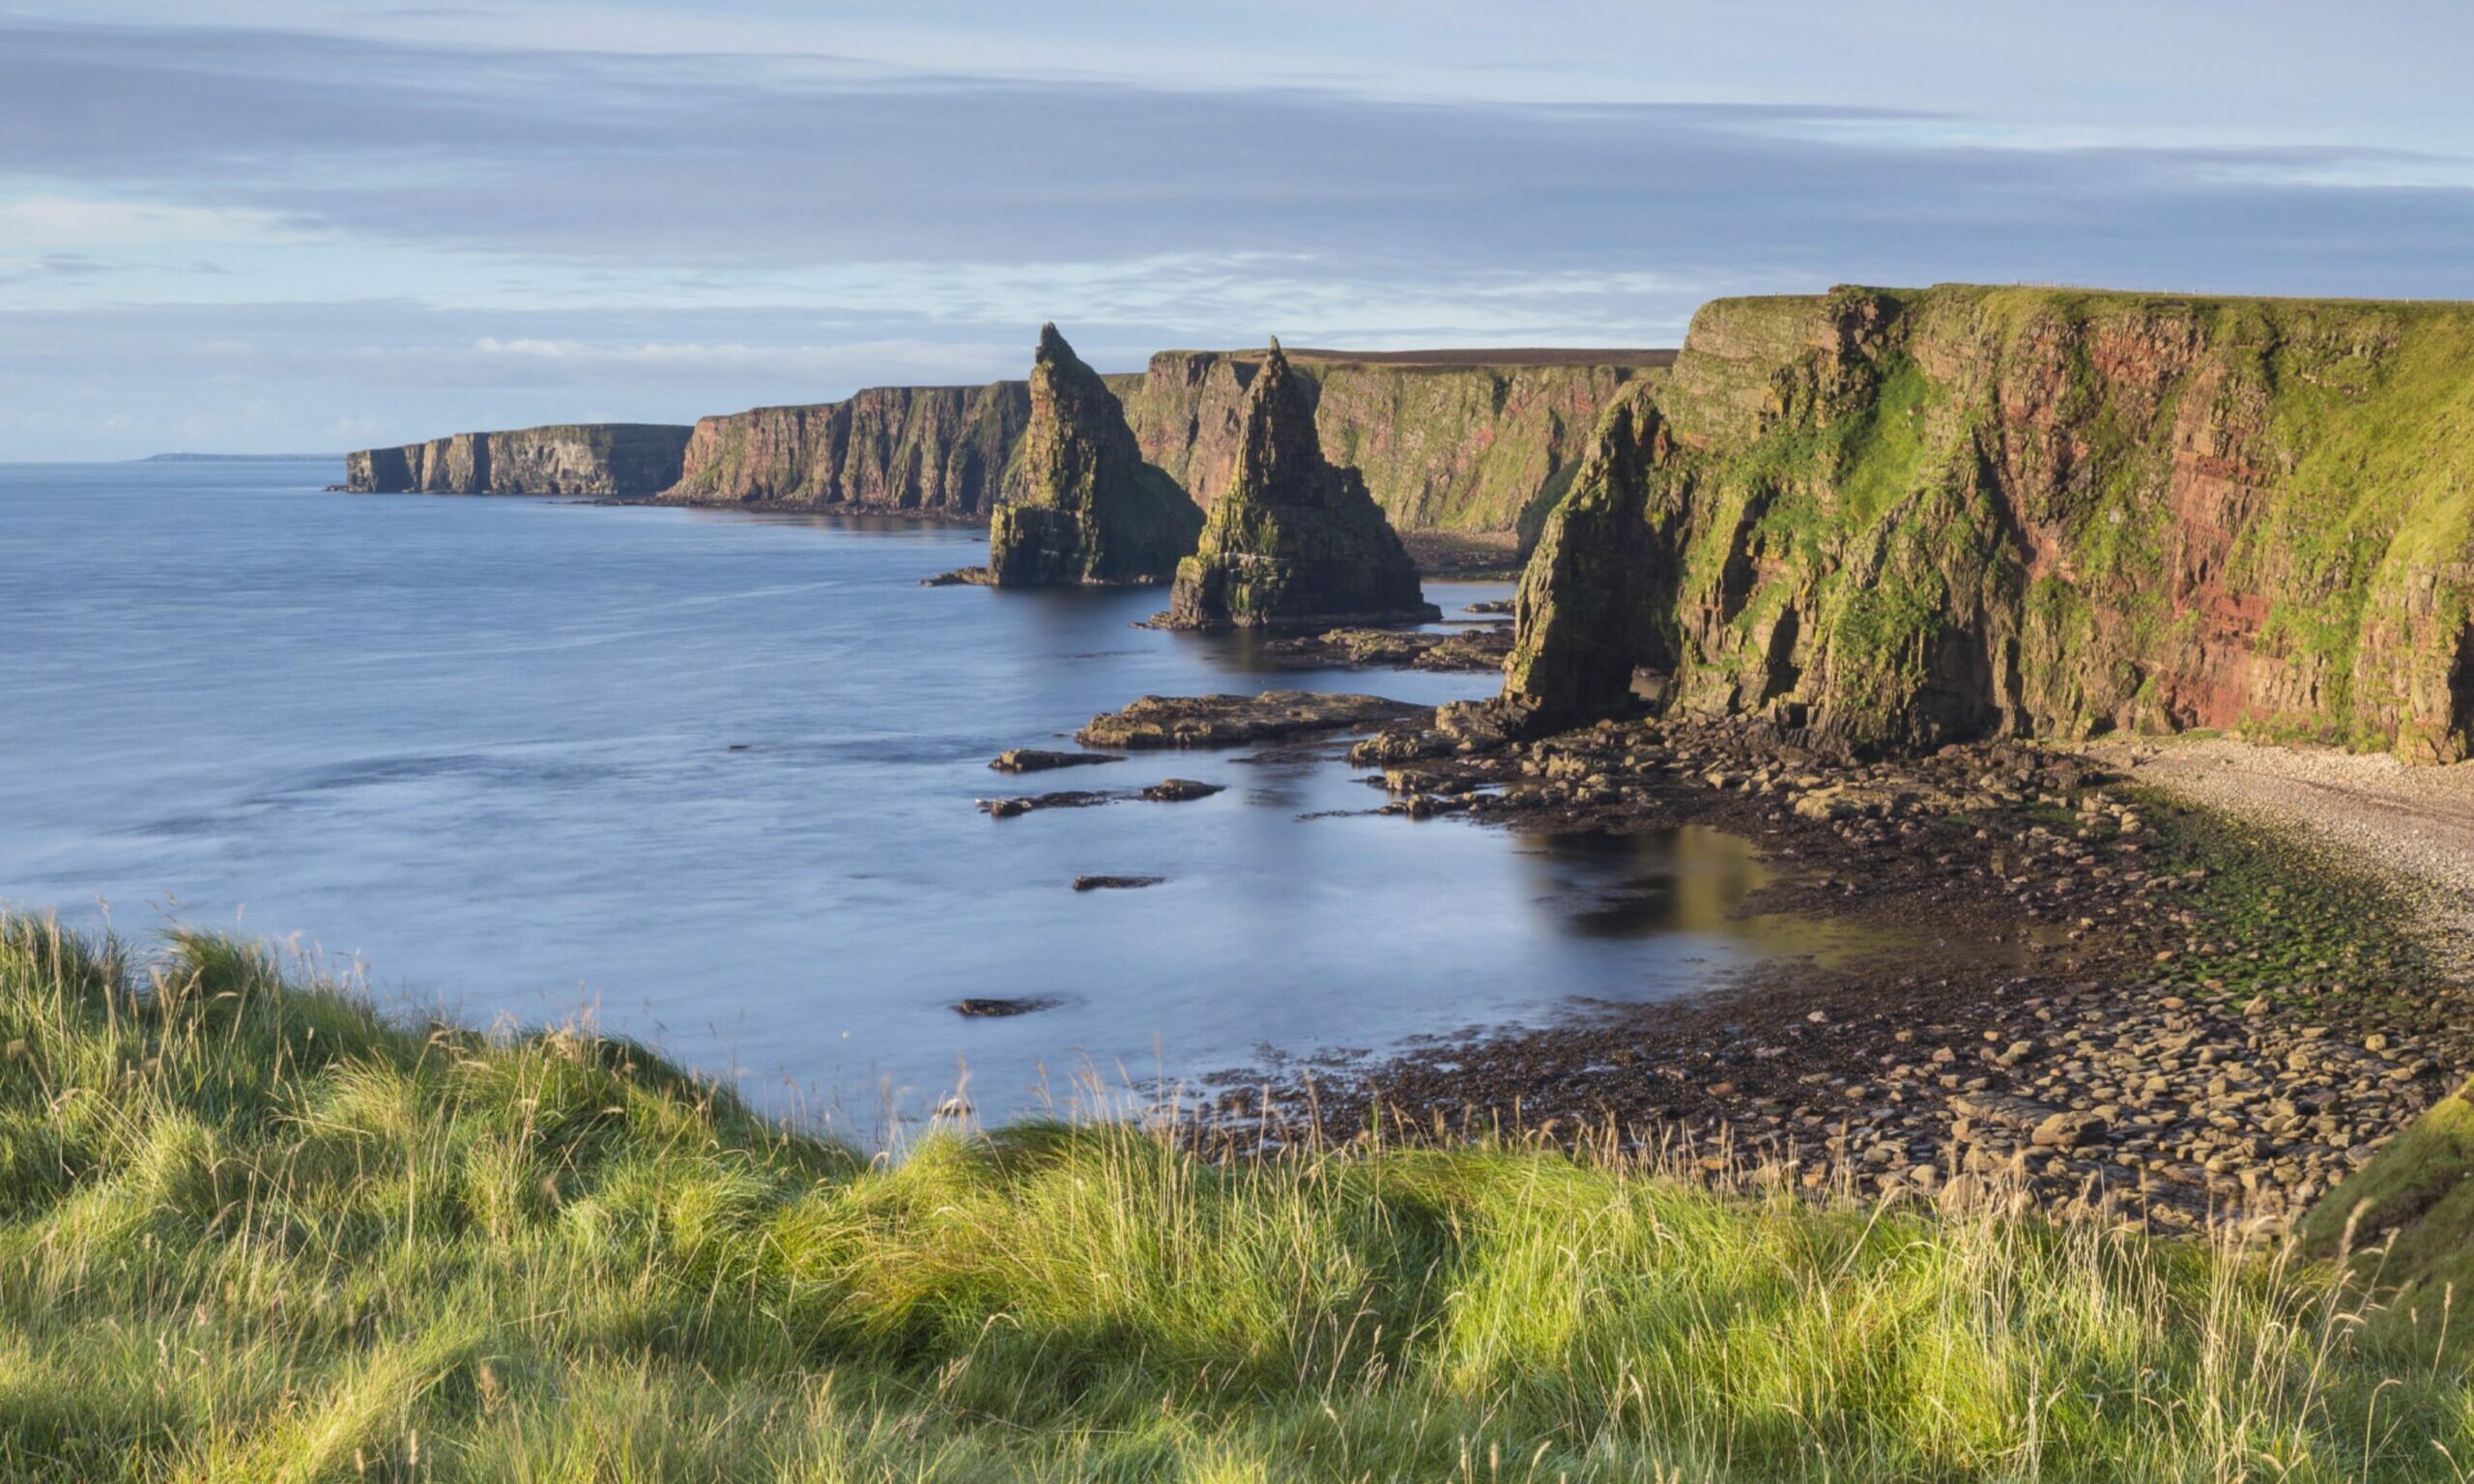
[987,327,1203,585]
[659,384,1031,514]
[648,353,1654,534]
[1116,351,1653,540]
[1166,342,1437,629]
[1506,285,2474,760]
[343,424,691,497]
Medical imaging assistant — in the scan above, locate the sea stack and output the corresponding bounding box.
[1165,340,1438,628]
[986,325,1202,585]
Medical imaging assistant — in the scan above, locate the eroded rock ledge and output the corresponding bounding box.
[1078,691,1421,749]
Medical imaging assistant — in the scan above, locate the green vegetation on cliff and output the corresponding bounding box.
[7,911,2473,1481]
[1507,286,2474,758]
[987,326,1202,585]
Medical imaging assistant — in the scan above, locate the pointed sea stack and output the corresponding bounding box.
[1165,340,1438,628]
[987,325,1203,585]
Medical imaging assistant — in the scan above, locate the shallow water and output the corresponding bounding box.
[1,461,1872,1134]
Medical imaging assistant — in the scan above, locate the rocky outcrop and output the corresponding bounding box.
[660,383,1030,514]
[343,424,691,496]
[987,326,1203,584]
[1504,285,2474,760]
[1079,691,1424,749]
[1165,342,1439,629]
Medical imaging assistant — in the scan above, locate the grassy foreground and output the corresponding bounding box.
[3,914,2471,1481]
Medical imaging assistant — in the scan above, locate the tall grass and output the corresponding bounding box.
[0,910,2467,1481]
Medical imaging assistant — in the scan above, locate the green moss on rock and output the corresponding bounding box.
[1506,285,2474,758]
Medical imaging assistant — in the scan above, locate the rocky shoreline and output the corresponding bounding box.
[1134,699,2474,1236]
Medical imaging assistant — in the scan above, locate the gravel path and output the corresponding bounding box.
[2092,737,2474,970]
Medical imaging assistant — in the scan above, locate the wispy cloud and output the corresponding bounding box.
[2,11,2471,458]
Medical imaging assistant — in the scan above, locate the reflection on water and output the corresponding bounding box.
[1518,827,1769,938]
[1516,828,1907,964]
[1,462,1893,1137]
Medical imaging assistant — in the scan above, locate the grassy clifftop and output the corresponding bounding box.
[1508,285,2474,758]
[3,910,2470,1479]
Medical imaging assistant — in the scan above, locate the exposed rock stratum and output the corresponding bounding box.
[344,424,691,497]
[1503,285,2474,761]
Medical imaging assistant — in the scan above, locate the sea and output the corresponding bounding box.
[1,460,1852,1135]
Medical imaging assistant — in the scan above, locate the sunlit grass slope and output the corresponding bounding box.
[1,911,2469,1481]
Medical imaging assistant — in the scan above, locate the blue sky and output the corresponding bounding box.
[4,2,2471,460]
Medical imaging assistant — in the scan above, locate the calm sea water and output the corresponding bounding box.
[2,461,1834,1133]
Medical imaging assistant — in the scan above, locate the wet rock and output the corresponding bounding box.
[978,790,1110,817]
[1266,624,1513,672]
[953,997,1060,1017]
[991,748,1124,773]
[1349,728,1456,765]
[1080,690,1423,749]
[1073,874,1165,891]
[921,566,996,586]
[1138,778,1225,803]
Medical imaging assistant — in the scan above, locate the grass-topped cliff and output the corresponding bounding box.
[5,910,2473,1480]
[1118,349,1665,540]
[658,383,1033,514]
[344,424,692,498]
[1507,285,2474,759]
[637,351,1661,538]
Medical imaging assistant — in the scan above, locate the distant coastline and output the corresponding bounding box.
[135,452,343,463]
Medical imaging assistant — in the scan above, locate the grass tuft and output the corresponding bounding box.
[0,909,2468,1479]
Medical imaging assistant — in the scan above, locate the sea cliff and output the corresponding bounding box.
[343,424,691,497]
[658,383,1032,514]
[1118,349,1665,539]
[1504,285,2474,760]
[642,351,1662,534]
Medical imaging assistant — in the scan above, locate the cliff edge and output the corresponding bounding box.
[344,424,691,497]
[651,351,1662,537]
[1504,284,2474,760]
[659,383,1030,515]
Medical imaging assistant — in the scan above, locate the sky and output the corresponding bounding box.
[3,3,2471,460]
